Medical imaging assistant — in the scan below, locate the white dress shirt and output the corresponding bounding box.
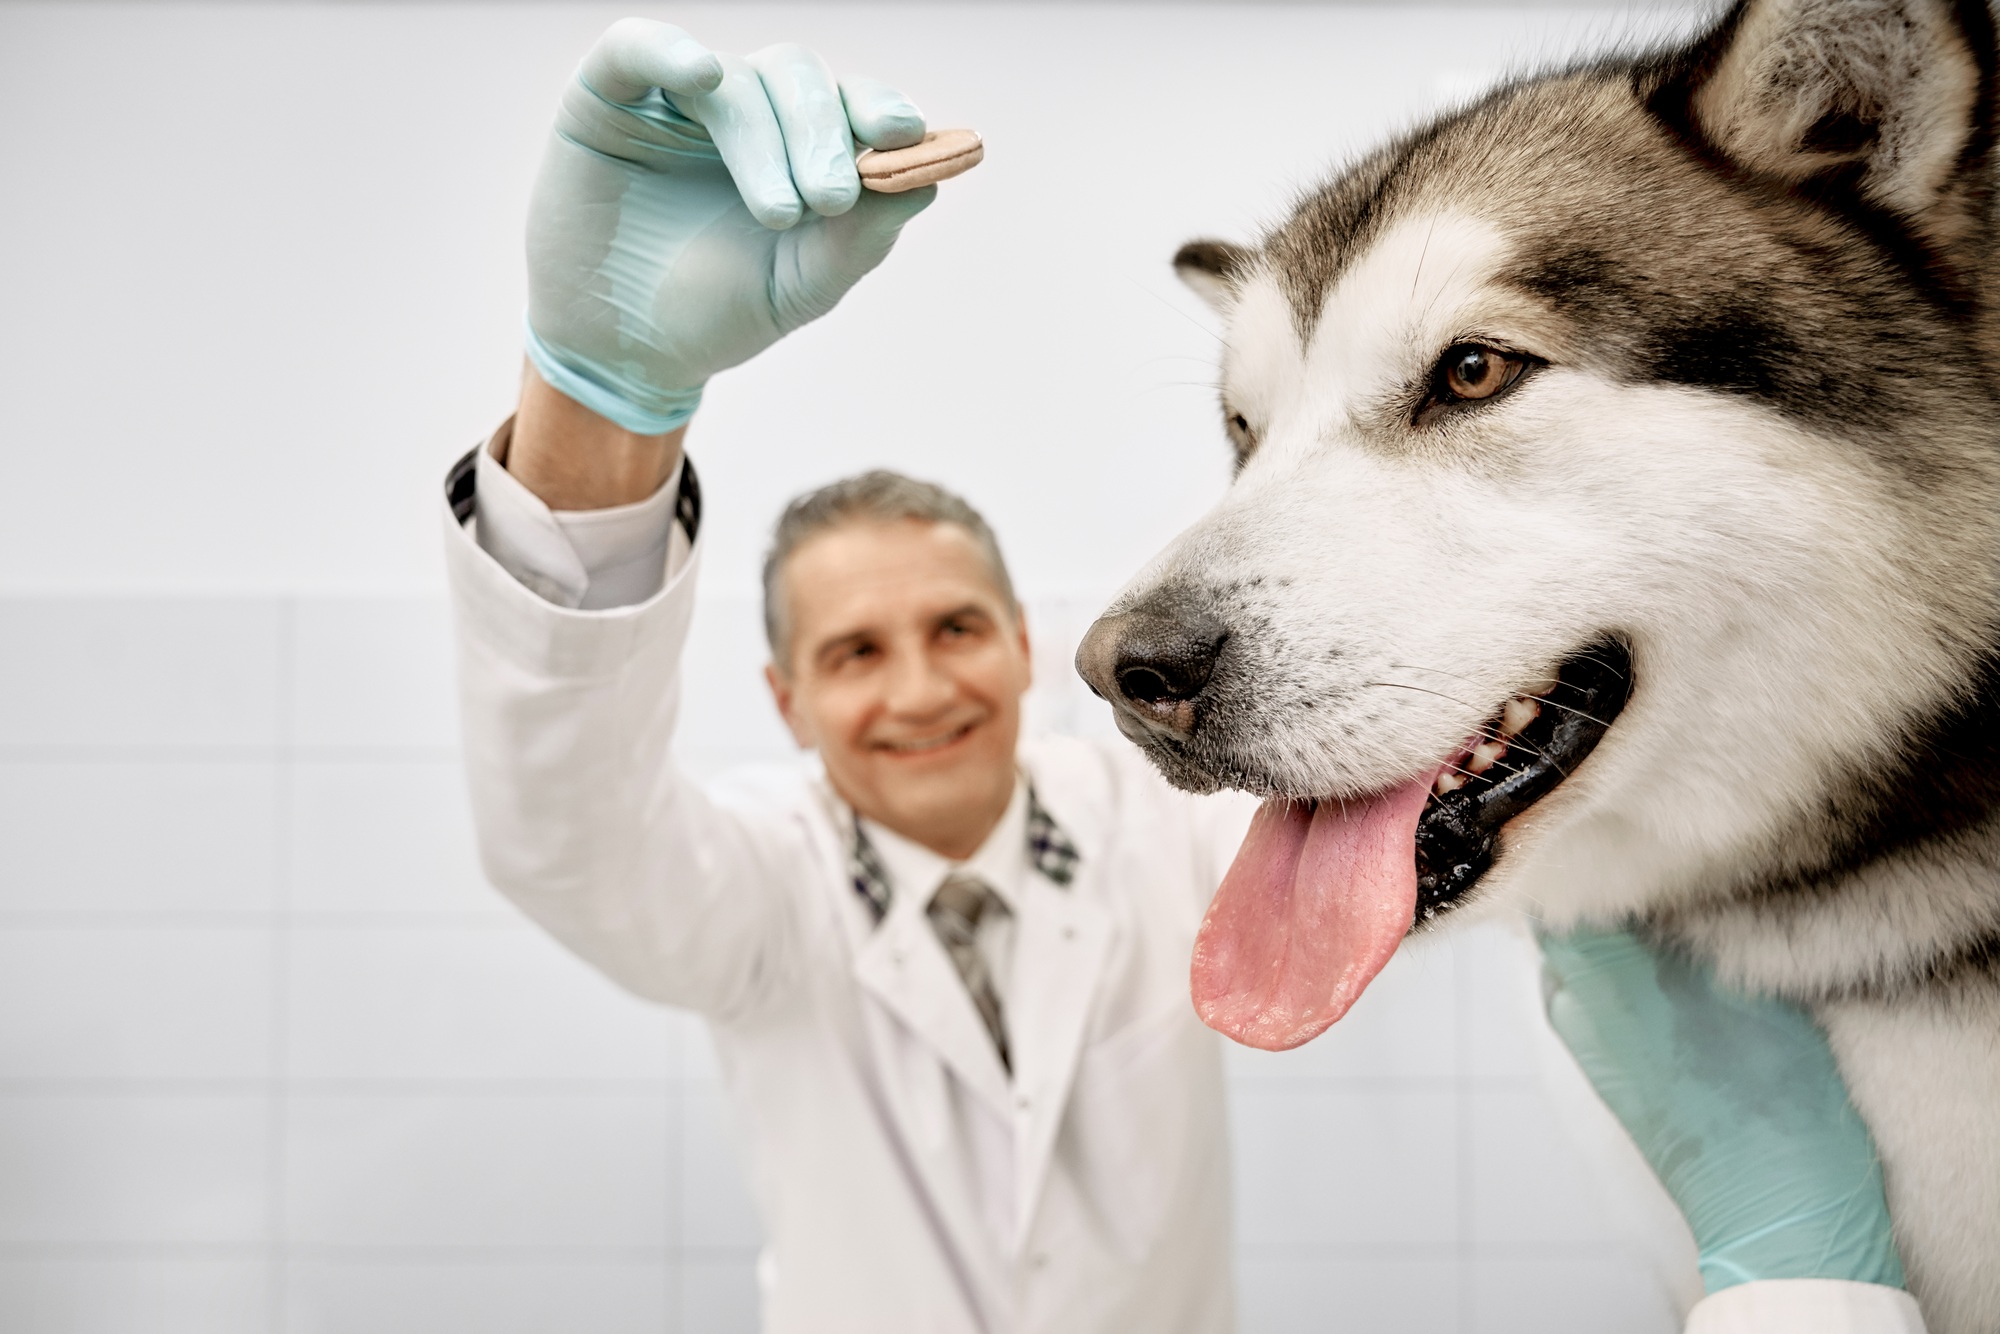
[863,783,1030,1250]
[471,420,684,609]
[862,788,1027,1010]
[452,420,1927,1334]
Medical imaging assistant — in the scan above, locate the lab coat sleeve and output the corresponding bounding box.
[441,432,809,1020]
[1684,1281,1927,1333]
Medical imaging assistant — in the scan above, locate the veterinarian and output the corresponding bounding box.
[439,18,1921,1334]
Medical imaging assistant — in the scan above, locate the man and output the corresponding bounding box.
[442,17,1919,1334]
[447,28,1252,1330]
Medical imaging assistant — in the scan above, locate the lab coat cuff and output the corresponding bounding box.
[442,423,702,682]
[472,421,685,610]
[472,423,593,607]
[1685,1280,1927,1334]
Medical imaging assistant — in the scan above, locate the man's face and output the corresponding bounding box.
[765,518,1032,859]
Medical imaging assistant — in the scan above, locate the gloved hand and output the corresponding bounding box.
[1539,927,1905,1294]
[525,19,937,434]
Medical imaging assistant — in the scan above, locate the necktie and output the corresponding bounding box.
[927,873,1011,1073]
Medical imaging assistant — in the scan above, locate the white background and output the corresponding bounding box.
[0,2,1703,1331]
[0,0,1700,604]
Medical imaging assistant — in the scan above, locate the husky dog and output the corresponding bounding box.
[1075,0,2000,1326]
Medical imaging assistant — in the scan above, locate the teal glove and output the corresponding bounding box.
[525,19,938,433]
[1539,927,1904,1293]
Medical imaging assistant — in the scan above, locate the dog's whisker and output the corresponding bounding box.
[1368,680,1616,752]
[1526,695,1617,729]
[1360,680,1485,712]
[1411,215,1439,302]
[1384,660,1622,728]
[1472,724,1555,766]
[1123,275,1227,348]
[1566,649,1630,679]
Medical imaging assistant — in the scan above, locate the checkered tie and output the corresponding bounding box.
[927,873,1011,1073]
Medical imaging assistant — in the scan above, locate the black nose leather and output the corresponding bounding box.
[1075,606,1228,737]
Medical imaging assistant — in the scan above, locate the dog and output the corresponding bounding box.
[1074,0,2000,1327]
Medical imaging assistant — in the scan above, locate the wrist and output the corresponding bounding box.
[507,362,686,511]
[523,318,703,436]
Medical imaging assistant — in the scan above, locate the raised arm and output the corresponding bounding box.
[506,17,933,509]
[445,18,941,1016]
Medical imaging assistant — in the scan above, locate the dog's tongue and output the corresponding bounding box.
[1191,777,1431,1050]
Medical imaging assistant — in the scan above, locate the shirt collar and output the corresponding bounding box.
[848,775,1083,927]
[858,777,1030,921]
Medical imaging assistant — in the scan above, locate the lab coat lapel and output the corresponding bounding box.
[1008,865,1111,1245]
[853,901,1014,1121]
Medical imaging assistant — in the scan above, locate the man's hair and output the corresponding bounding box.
[762,469,1017,663]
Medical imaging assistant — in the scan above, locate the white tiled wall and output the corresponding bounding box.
[0,593,1672,1333]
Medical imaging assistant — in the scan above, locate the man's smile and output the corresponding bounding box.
[871,717,984,756]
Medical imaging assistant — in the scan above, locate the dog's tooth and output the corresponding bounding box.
[1467,739,1508,774]
[1434,771,1467,795]
[1523,675,1560,699]
[1499,697,1541,737]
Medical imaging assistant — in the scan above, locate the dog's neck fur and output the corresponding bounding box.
[1647,647,2000,1001]
[1633,0,2000,1006]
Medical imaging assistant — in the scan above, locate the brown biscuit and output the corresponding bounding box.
[857,129,984,193]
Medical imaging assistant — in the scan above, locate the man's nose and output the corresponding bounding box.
[885,646,958,714]
[1074,603,1228,741]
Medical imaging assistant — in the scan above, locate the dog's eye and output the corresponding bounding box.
[1434,343,1532,404]
[1222,408,1257,466]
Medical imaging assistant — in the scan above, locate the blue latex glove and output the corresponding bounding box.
[1539,927,1905,1294]
[525,19,938,433]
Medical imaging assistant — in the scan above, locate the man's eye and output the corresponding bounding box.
[1432,342,1534,405]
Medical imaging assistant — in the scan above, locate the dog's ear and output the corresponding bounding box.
[1670,0,1996,247]
[1174,239,1254,313]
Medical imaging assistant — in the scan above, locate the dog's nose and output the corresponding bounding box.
[1075,607,1228,739]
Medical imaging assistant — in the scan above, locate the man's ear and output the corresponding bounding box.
[764,662,815,749]
[1673,0,1996,248]
[1013,606,1033,691]
[1174,239,1255,313]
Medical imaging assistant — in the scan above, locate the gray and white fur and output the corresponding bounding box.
[1082,1,2000,1327]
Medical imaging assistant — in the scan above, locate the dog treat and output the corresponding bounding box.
[858,129,984,193]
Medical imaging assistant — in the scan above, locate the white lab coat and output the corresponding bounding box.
[441,439,1928,1334]
[443,450,1254,1334]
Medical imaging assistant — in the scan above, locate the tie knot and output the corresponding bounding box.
[929,873,999,930]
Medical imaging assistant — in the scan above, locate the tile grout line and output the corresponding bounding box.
[666,1032,682,1334]
[268,597,296,1334]
[0,744,460,763]
[0,1241,697,1261]
[1456,941,1476,1334]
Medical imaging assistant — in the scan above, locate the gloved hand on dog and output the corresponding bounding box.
[524,19,936,434]
[1539,927,1905,1294]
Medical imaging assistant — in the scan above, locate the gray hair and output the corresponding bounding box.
[762,469,1017,663]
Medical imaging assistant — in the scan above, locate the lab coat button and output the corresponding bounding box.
[1029,1252,1050,1270]
[1061,925,1076,941]
[1015,1093,1032,1112]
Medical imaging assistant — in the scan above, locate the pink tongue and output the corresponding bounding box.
[1191,777,1433,1051]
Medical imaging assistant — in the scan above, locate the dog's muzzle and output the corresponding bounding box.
[1075,603,1228,741]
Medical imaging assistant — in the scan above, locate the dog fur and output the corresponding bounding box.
[1092,1,2000,1327]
